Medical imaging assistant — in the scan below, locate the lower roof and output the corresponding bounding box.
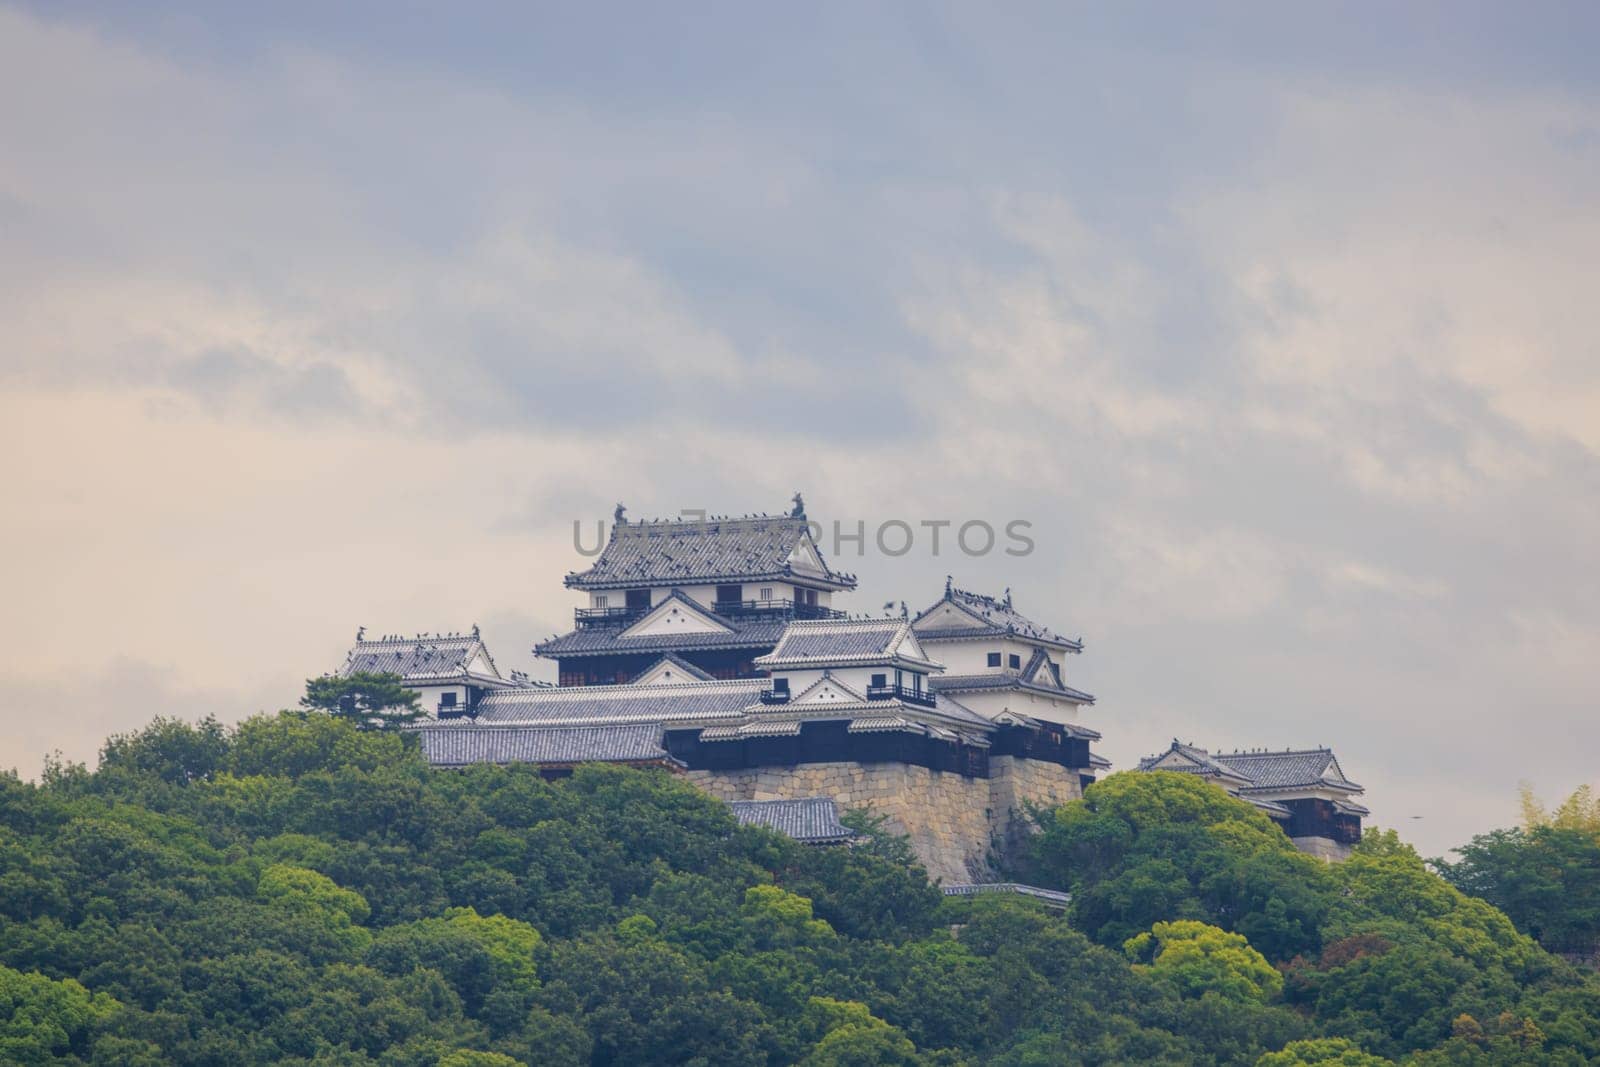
[931,672,1096,704]
[730,797,854,844]
[471,679,764,727]
[535,617,788,659]
[416,723,670,766]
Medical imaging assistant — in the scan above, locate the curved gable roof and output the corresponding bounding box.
[341,630,502,684]
[912,584,1083,652]
[565,514,856,591]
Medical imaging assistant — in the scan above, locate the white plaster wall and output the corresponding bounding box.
[923,637,1062,677]
[941,687,1090,728]
[409,683,469,718]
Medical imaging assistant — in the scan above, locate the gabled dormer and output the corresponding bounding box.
[339,626,527,719]
[753,618,943,710]
[617,590,737,638]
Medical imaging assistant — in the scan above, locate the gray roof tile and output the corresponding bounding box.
[341,631,503,683]
[913,585,1083,651]
[930,672,1096,704]
[1138,742,1365,797]
[416,723,668,766]
[755,619,939,670]
[535,616,788,658]
[471,678,765,727]
[1215,749,1363,791]
[566,515,855,590]
[1136,741,1255,784]
[730,798,854,843]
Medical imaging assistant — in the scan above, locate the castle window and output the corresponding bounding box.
[772,677,789,694]
[439,692,457,707]
[759,587,773,601]
[594,594,609,609]
[987,652,1001,667]
[870,673,886,688]
[1008,653,1022,669]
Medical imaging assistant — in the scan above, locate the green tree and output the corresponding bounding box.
[1031,771,1334,960]
[1256,1037,1395,1065]
[0,964,120,1065]
[1438,826,1600,957]
[301,672,422,730]
[1125,919,1284,1003]
[98,716,229,786]
[798,997,921,1067]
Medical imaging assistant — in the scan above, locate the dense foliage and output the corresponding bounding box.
[2,713,1597,1065]
[1439,824,1600,962]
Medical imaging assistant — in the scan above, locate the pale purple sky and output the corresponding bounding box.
[3,2,1598,856]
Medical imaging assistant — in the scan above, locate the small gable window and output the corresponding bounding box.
[987,652,1002,667]
[1008,653,1022,669]
[772,677,789,694]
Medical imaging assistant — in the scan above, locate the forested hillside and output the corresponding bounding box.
[2,712,1598,1065]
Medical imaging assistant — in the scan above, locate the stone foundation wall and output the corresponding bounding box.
[987,756,1083,857]
[1290,835,1355,862]
[685,757,1084,883]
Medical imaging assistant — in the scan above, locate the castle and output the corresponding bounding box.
[337,501,1366,878]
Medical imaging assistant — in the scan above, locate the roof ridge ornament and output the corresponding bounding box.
[614,502,627,525]
[790,491,805,518]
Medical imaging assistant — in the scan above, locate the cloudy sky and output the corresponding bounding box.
[3,2,1598,855]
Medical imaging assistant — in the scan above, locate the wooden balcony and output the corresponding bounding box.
[865,684,936,709]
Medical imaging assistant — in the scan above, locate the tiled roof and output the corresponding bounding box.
[471,679,765,727]
[730,798,855,844]
[755,619,940,670]
[341,631,503,683]
[1137,742,1366,812]
[535,616,788,658]
[565,514,855,590]
[1136,741,1255,785]
[631,653,715,683]
[912,585,1083,652]
[1214,749,1363,792]
[941,883,1073,907]
[415,723,669,766]
[930,672,1096,705]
